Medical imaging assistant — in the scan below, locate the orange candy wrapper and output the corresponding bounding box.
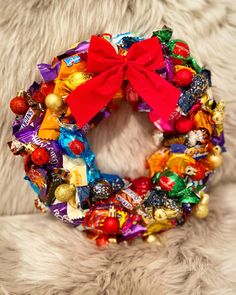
[38,109,60,140]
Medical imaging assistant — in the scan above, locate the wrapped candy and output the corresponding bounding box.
[90,179,112,201]
[154,170,200,205]
[115,188,143,211]
[153,25,173,43]
[101,173,125,193]
[58,124,100,182]
[49,202,84,226]
[54,72,92,97]
[38,109,60,140]
[26,167,48,202]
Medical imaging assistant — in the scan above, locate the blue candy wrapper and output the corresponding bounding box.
[77,186,91,210]
[100,173,125,193]
[58,124,100,182]
[170,144,187,153]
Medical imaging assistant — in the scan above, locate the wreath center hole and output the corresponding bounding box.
[87,100,157,178]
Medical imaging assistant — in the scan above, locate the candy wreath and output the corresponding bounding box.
[9,26,225,246]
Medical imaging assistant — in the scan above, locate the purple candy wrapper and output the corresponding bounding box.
[12,117,24,134]
[122,223,146,239]
[164,56,174,81]
[212,132,225,149]
[37,63,61,82]
[27,81,40,96]
[63,41,89,57]
[50,202,84,226]
[170,144,187,153]
[137,101,152,112]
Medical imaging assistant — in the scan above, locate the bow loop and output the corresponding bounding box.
[87,36,124,73]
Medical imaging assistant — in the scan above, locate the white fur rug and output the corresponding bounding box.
[1,0,236,294]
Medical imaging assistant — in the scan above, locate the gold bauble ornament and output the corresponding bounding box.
[54,184,76,202]
[193,194,209,219]
[201,194,209,205]
[146,234,158,243]
[207,154,223,169]
[45,93,64,112]
[207,146,223,169]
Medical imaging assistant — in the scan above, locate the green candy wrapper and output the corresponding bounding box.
[178,188,200,205]
[167,39,202,73]
[156,170,200,205]
[152,25,173,43]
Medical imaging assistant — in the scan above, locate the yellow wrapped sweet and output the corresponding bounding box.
[64,72,93,91]
[38,109,60,140]
[54,72,93,97]
[166,153,196,176]
[192,109,214,135]
[147,150,169,177]
[143,220,174,236]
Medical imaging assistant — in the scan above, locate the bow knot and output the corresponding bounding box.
[66,35,181,128]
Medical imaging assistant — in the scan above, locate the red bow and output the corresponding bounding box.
[66,36,181,128]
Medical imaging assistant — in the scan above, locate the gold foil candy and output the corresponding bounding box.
[144,220,174,236]
[192,109,214,135]
[53,79,70,97]
[154,208,168,222]
[154,207,180,222]
[64,72,93,91]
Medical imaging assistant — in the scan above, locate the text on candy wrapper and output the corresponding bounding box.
[63,55,81,67]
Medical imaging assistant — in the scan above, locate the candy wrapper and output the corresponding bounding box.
[58,123,100,183]
[8,27,225,246]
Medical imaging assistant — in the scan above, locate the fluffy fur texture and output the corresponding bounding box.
[0,0,236,293]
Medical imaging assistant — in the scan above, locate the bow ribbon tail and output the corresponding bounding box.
[126,65,181,120]
[66,66,124,128]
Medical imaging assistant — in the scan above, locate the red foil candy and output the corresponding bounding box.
[159,176,175,191]
[33,90,46,103]
[173,68,193,87]
[131,177,152,196]
[41,81,55,97]
[31,147,50,166]
[68,139,85,155]
[175,116,194,134]
[172,41,189,58]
